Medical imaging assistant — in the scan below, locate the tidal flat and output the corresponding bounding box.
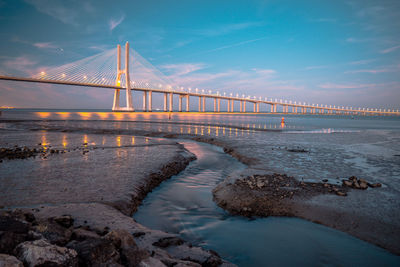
[0,110,399,266]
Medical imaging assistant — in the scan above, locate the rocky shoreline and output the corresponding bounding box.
[0,208,230,266]
[0,132,235,266]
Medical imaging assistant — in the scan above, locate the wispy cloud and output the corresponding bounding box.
[304,65,329,70]
[33,42,58,49]
[345,65,399,74]
[202,36,268,54]
[309,18,337,23]
[345,37,373,43]
[196,22,263,37]
[319,82,377,89]
[348,59,376,65]
[109,14,125,31]
[1,56,37,75]
[161,63,207,76]
[24,0,85,26]
[380,45,400,54]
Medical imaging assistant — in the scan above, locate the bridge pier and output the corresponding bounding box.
[186,95,189,111]
[214,98,217,112]
[198,97,201,112]
[202,97,206,112]
[243,101,246,112]
[148,91,152,111]
[217,98,221,112]
[227,100,230,112]
[231,100,234,112]
[178,95,183,112]
[142,91,147,111]
[240,101,243,112]
[253,102,256,113]
[163,93,167,112]
[169,93,173,112]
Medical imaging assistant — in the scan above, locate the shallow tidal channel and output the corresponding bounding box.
[134,141,399,266]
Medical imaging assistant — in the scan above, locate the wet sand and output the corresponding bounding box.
[1,115,400,261]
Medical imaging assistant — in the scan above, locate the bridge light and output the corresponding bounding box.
[159,84,162,88]
[83,75,87,79]
[40,71,45,75]
[62,73,66,77]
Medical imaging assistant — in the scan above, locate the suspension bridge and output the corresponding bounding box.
[0,42,398,116]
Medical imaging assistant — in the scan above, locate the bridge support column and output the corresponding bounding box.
[240,101,243,112]
[186,95,189,111]
[142,91,147,111]
[164,93,167,112]
[148,91,152,112]
[253,103,256,113]
[227,100,230,112]
[198,97,201,112]
[178,96,183,112]
[202,96,206,112]
[231,100,234,112]
[217,98,221,112]
[257,103,260,113]
[243,101,246,112]
[112,42,133,111]
[214,98,217,112]
[169,93,173,112]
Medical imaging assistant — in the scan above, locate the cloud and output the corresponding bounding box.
[380,45,400,54]
[109,14,125,31]
[345,37,373,43]
[196,22,263,37]
[202,36,268,54]
[309,18,337,23]
[1,56,37,75]
[319,83,377,89]
[161,63,206,76]
[24,0,94,26]
[348,59,376,65]
[345,64,399,74]
[304,65,329,70]
[33,42,58,49]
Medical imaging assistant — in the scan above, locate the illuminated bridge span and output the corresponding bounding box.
[0,42,398,116]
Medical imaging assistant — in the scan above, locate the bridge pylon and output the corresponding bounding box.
[112,42,134,111]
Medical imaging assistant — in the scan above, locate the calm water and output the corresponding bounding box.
[1,109,400,266]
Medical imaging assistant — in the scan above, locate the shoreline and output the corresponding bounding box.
[1,118,399,261]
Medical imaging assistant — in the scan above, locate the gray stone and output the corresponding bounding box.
[0,254,23,267]
[15,239,78,267]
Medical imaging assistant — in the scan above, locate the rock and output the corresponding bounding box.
[104,229,136,249]
[120,247,150,267]
[256,181,264,188]
[139,257,167,267]
[342,180,353,187]
[359,182,368,190]
[349,176,357,181]
[66,237,120,266]
[0,215,30,254]
[34,219,72,246]
[53,215,74,228]
[71,228,100,241]
[359,178,367,184]
[0,254,23,267]
[368,183,382,188]
[15,239,78,267]
[353,181,361,189]
[322,179,328,182]
[335,191,347,197]
[153,236,184,248]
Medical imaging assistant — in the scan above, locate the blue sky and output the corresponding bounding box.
[0,0,399,110]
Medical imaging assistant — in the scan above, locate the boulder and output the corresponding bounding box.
[342,180,353,187]
[0,216,30,254]
[53,215,74,228]
[359,182,368,190]
[0,254,23,267]
[368,183,382,188]
[67,237,120,266]
[71,227,100,241]
[139,257,167,267]
[153,236,184,248]
[14,239,78,267]
[33,219,72,246]
[104,229,137,250]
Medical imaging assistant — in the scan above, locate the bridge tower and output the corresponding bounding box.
[112,42,134,111]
